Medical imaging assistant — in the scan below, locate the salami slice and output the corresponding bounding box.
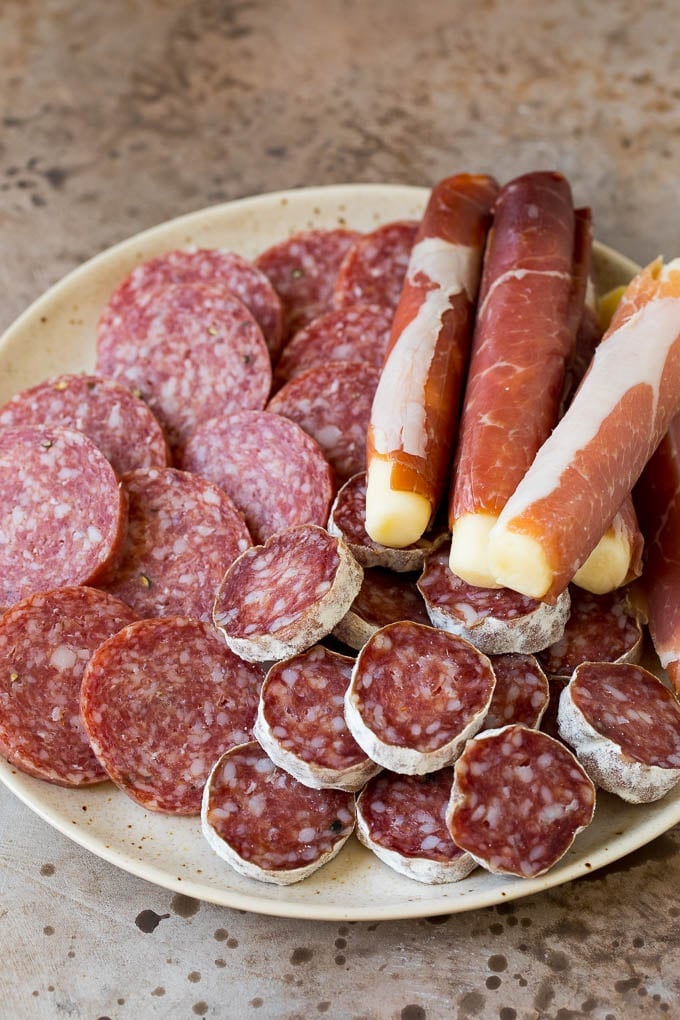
[80,617,263,814]
[0,373,170,477]
[97,247,284,361]
[201,741,356,885]
[101,467,252,622]
[214,525,363,662]
[328,472,448,572]
[481,654,549,731]
[447,725,596,878]
[0,587,137,786]
[267,361,380,483]
[536,586,643,678]
[272,304,393,391]
[539,676,570,743]
[253,645,379,791]
[96,283,272,456]
[557,662,680,803]
[180,410,334,544]
[418,545,570,655]
[0,425,126,608]
[333,567,430,650]
[345,621,495,774]
[255,227,361,339]
[356,769,477,884]
[333,220,419,311]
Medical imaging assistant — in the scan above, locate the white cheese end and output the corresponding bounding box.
[365,459,431,547]
[449,512,500,588]
[487,526,552,600]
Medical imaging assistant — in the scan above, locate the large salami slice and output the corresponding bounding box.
[214,525,363,662]
[557,662,680,803]
[267,361,380,483]
[0,373,170,477]
[333,567,430,651]
[481,653,549,731]
[356,769,477,884]
[345,621,495,774]
[447,724,596,878]
[81,617,263,814]
[180,410,334,544]
[0,587,138,786]
[201,741,356,885]
[333,220,419,312]
[101,467,252,622]
[253,645,379,791]
[418,545,570,655]
[97,247,284,361]
[0,425,126,608]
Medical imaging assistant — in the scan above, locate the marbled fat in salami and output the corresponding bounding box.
[0,373,170,477]
[81,617,263,814]
[201,741,356,885]
[481,654,549,731]
[0,587,138,786]
[333,220,419,311]
[333,567,430,650]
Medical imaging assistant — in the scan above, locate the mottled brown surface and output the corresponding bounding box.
[2,1,680,1016]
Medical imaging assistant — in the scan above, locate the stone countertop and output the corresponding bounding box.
[1,1,680,1017]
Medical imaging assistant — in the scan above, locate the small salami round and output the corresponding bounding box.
[214,525,363,662]
[0,373,170,476]
[180,410,334,544]
[557,662,680,803]
[97,248,284,361]
[0,425,126,608]
[254,645,379,791]
[418,545,571,655]
[356,769,477,885]
[255,227,361,338]
[101,467,252,622]
[481,654,550,731]
[333,568,430,651]
[81,617,263,814]
[447,725,596,878]
[333,220,418,311]
[0,587,138,786]
[201,741,356,885]
[345,621,495,775]
[267,361,380,483]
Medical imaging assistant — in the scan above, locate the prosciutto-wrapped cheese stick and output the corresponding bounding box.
[364,173,498,548]
[489,257,680,601]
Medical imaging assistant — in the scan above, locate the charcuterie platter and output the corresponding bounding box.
[1,183,680,921]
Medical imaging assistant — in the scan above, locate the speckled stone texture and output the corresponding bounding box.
[2,1,680,1017]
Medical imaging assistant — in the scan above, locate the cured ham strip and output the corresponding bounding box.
[364,173,498,548]
[488,257,680,601]
[448,171,579,587]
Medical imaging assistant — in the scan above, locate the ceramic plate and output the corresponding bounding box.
[1,184,677,922]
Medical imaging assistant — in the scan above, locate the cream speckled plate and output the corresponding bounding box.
[1,184,677,921]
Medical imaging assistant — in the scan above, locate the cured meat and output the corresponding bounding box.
[272,303,393,390]
[0,587,137,786]
[333,220,419,312]
[557,662,680,803]
[365,177,497,549]
[417,544,570,655]
[345,620,495,774]
[328,472,447,572]
[253,645,379,791]
[97,247,284,361]
[539,676,570,743]
[255,227,361,338]
[356,769,477,884]
[96,283,272,456]
[81,617,262,814]
[447,724,596,878]
[0,425,126,608]
[180,410,333,544]
[481,654,549,731]
[487,256,680,601]
[449,171,579,587]
[214,525,363,662]
[0,373,170,477]
[267,361,380,483]
[201,741,356,885]
[536,586,642,678]
[333,567,430,650]
[101,467,252,622]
